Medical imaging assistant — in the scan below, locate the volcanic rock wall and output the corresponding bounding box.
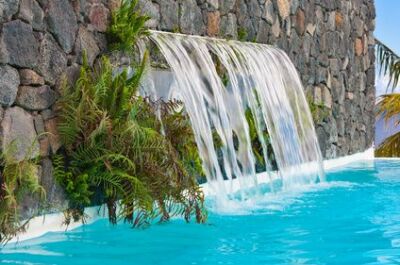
[0,0,376,210]
[0,0,115,214]
[139,0,376,158]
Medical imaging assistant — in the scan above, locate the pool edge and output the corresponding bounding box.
[4,147,379,245]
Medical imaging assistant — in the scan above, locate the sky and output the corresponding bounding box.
[375,0,400,96]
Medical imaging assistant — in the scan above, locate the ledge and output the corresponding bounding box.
[5,148,375,245]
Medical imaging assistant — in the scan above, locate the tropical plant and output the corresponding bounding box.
[375,40,400,157]
[54,54,206,226]
[376,39,400,91]
[0,142,45,244]
[375,93,400,157]
[106,0,150,52]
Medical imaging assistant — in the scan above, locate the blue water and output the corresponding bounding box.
[2,160,400,265]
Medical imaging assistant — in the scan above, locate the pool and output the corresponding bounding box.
[1,160,400,265]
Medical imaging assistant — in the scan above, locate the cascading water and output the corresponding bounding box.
[147,31,325,202]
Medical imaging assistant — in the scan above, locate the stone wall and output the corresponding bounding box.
[0,0,115,213]
[139,0,376,158]
[0,0,376,205]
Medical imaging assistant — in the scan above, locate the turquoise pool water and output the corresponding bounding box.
[1,160,400,265]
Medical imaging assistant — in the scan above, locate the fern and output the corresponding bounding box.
[0,141,45,244]
[106,0,150,52]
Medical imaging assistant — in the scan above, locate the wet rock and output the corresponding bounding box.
[16,85,58,111]
[1,20,39,68]
[0,65,19,107]
[47,0,78,53]
[1,107,39,161]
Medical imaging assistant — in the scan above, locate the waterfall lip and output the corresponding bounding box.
[148,30,276,48]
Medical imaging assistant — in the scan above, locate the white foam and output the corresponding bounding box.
[4,148,375,245]
[5,206,106,245]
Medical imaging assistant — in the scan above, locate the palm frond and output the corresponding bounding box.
[376,132,400,157]
[376,39,400,92]
[376,93,400,125]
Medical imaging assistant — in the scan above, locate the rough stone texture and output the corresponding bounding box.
[47,0,78,53]
[207,11,220,36]
[1,107,39,161]
[18,0,45,31]
[16,85,58,111]
[75,26,100,66]
[0,20,39,68]
[180,0,205,35]
[19,69,45,86]
[89,3,110,32]
[145,0,376,159]
[159,0,178,31]
[40,158,67,212]
[37,34,68,85]
[0,0,19,23]
[44,118,61,154]
[0,65,20,106]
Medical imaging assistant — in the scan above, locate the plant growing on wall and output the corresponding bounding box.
[106,0,150,52]
[54,55,206,226]
[0,142,45,244]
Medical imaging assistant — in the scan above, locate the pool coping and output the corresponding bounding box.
[3,147,386,245]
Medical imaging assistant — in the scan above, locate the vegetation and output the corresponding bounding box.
[106,0,150,52]
[0,142,45,244]
[54,53,206,226]
[375,40,400,157]
[307,93,329,124]
[376,39,400,91]
[376,93,400,157]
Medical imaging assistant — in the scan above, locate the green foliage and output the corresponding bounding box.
[55,54,206,226]
[238,28,248,42]
[245,108,277,171]
[106,0,150,52]
[0,142,45,244]
[376,39,400,91]
[376,93,400,157]
[307,93,329,124]
[376,132,400,157]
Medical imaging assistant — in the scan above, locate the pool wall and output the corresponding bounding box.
[5,148,377,245]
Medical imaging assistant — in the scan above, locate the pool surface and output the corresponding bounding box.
[1,160,400,265]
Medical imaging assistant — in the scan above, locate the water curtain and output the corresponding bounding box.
[148,31,325,198]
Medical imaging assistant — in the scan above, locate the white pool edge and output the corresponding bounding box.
[5,147,378,245]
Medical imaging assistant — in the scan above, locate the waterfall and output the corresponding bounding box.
[148,31,325,200]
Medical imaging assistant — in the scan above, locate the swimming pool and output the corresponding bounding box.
[1,160,400,265]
